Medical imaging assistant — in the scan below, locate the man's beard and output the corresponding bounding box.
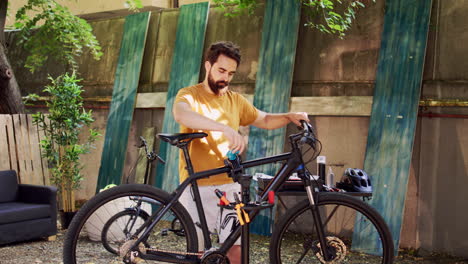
[207,70,229,95]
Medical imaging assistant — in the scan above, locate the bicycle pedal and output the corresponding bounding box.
[160,229,168,236]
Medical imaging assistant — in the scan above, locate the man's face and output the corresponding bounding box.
[206,54,238,96]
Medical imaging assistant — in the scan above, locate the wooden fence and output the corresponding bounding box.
[0,114,50,185]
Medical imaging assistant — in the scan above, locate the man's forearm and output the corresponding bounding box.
[257,113,291,130]
[252,111,308,129]
[174,108,226,132]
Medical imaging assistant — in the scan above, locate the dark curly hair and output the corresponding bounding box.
[205,41,241,67]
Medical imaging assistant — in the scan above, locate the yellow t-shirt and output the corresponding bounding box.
[174,83,259,186]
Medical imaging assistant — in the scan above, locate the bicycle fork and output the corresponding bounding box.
[297,164,333,262]
[305,185,333,262]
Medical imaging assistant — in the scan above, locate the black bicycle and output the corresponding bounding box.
[63,121,394,264]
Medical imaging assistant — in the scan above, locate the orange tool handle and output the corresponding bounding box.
[215,189,230,205]
[235,203,250,225]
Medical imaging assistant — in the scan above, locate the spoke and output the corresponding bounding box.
[109,216,126,242]
[295,247,310,264]
[323,204,340,226]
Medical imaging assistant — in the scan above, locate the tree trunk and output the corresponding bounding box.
[0,43,24,114]
[0,0,25,114]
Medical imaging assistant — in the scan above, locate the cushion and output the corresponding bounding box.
[0,202,51,225]
[0,218,57,245]
[0,170,18,203]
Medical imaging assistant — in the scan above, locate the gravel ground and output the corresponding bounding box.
[0,229,467,264]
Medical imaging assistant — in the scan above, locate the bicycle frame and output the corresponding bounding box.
[131,133,326,263]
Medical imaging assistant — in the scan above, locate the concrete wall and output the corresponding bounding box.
[6,0,468,257]
[407,0,468,257]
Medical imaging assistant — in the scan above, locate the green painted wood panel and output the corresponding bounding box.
[353,0,433,255]
[246,0,301,235]
[96,12,151,192]
[155,2,210,192]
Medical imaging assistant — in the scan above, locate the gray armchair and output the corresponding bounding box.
[0,170,57,245]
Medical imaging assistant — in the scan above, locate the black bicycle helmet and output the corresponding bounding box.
[336,168,372,193]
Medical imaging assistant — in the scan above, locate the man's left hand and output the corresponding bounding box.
[287,112,310,126]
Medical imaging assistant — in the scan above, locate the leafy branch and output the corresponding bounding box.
[212,0,375,38]
[125,0,144,11]
[13,0,143,73]
[15,0,101,72]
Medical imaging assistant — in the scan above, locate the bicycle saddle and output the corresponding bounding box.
[157,132,208,146]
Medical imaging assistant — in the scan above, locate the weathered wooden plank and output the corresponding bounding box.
[27,114,44,185]
[96,12,151,192]
[12,115,26,183]
[135,92,252,109]
[0,116,8,168]
[20,114,33,184]
[245,0,301,236]
[155,2,210,192]
[135,92,372,115]
[290,96,373,116]
[5,115,18,173]
[0,115,10,170]
[38,115,50,186]
[353,0,433,255]
[135,92,167,108]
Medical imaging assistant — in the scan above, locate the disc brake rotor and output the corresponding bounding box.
[315,236,347,264]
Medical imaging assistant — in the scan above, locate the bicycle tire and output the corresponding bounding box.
[101,209,150,255]
[63,184,198,264]
[270,192,394,264]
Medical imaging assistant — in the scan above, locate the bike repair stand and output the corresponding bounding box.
[225,152,273,264]
[237,173,252,264]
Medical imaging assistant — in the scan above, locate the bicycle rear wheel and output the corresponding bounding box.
[63,184,198,264]
[101,209,150,255]
[270,192,394,264]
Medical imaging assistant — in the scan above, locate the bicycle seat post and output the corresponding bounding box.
[178,141,195,176]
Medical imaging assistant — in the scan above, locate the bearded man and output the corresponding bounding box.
[173,41,309,264]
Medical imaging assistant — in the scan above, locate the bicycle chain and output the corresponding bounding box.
[142,247,203,256]
[121,241,202,264]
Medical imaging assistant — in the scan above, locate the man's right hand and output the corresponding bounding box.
[222,126,246,154]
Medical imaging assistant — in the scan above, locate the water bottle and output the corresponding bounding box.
[326,167,335,188]
[317,156,326,182]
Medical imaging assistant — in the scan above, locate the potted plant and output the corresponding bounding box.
[33,72,100,229]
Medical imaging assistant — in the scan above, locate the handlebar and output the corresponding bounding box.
[298,120,318,149]
[137,136,166,164]
[138,136,147,148]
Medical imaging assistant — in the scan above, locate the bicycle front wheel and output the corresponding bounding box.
[63,184,198,264]
[270,193,394,264]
